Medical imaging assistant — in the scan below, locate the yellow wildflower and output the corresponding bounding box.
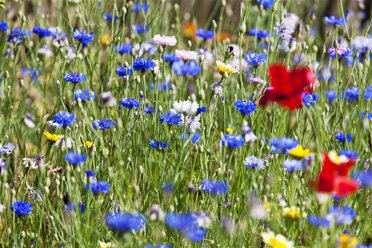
[44,132,63,142]
[226,128,233,134]
[216,60,239,74]
[84,141,96,151]
[261,231,294,248]
[328,151,349,164]
[282,206,301,219]
[98,241,112,248]
[288,145,312,158]
[101,34,110,45]
[337,234,357,248]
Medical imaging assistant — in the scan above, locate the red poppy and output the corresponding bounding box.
[310,153,360,197]
[259,64,316,109]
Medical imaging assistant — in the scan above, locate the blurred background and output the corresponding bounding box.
[0,0,371,42]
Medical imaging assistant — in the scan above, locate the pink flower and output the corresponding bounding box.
[153,34,177,47]
[175,49,198,60]
[247,77,266,85]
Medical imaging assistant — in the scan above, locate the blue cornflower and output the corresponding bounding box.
[326,90,338,103]
[165,212,207,242]
[105,212,146,232]
[171,60,202,76]
[360,112,372,120]
[86,181,110,194]
[134,24,149,34]
[115,66,133,76]
[248,28,270,39]
[164,52,180,62]
[353,170,372,187]
[303,93,319,106]
[133,2,149,12]
[270,137,299,154]
[324,16,346,25]
[191,132,201,144]
[85,170,96,177]
[283,159,303,172]
[245,52,267,66]
[21,67,41,83]
[338,150,358,159]
[115,43,132,54]
[149,140,169,149]
[103,13,118,21]
[199,179,228,195]
[145,105,153,114]
[65,152,87,165]
[0,21,8,31]
[72,29,94,47]
[221,133,245,149]
[66,202,86,213]
[74,89,96,101]
[182,228,207,242]
[160,111,182,125]
[327,205,355,225]
[257,0,274,8]
[334,132,352,143]
[0,143,16,156]
[163,182,174,193]
[328,47,354,66]
[197,107,207,113]
[64,73,87,83]
[120,97,141,109]
[307,215,331,227]
[93,118,116,131]
[243,156,265,169]
[52,112,76,127]
[364,87,372,100]
[32,26,52,38]
[10,201,32,216]
[7,28,31,44]
[195,28,215,39]
[145,245,172,248]
[150,82,171,91]
[234,100,257,115]
[133,58,155,71]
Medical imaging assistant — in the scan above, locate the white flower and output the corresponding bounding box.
[47,120,63,129]
[55,137,72,149]
[172,100,199,115]
[175,49,198,60]
[186,114,201,132]
[351,36,372,52]
[37,45,53,57]
[153,34,177,46]
[261,231,294,248]
[98,241,112,248]
[23,155,45,169]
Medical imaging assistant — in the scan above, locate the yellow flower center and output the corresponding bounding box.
[268,238,289,248]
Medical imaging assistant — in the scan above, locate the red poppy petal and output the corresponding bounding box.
[269,64,292,95]
[277,94,304,110]
[333,176,360,197]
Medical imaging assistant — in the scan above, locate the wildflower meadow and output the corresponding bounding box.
[0,0,372,247]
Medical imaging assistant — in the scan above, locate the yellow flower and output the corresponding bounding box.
[288,145,312,158]
[328,151,349,164]
[98,241,112,248]
[337,234,357,248]
[282,206,301,219]
[44,132,63,142]
[216,60,239,74]
[264,203,271,213]
[262,231,294,248]
[84,141,96,151]
[101,34,110,45]
[226,128,233,134]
